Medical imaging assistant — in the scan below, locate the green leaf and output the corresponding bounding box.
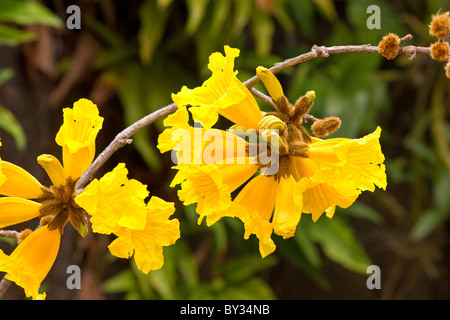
[138,0,173,65]
[343,202,385,226]
[208,0,231,37]
[216,278,276,300]
[185,0,209,35]
[312,0,338,22]
[410,208,449,241]
[210,220,228,254]
[410,174,450,241]
[0,68,14,86]
[229,0,253,40]
[102,269,137,295]
[222,254,278,284]
[275,237,330,289]
[294,220,322,268]
[84,17,125,49]
[251,10,275,56]
[0,104,27,150]
[309,216,372,274]
[118,63,162,171]
[0,24,36,46]
[0,0,62,28]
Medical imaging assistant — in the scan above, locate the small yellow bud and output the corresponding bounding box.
[378,33,400,60]
[430,41,450,61]
[256,66,284,102]
[258,115,286,132]
[75,218,88,238]
[260,129,284,149]
[305,91,316,103]
[429,11,450,40]
[229,124,247,133]
[37,154,66,187]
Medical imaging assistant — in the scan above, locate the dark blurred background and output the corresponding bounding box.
[0,0,449,300]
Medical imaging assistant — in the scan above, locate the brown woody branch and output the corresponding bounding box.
[77,35,430,189]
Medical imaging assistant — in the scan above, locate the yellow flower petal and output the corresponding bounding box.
[294,166,361,222]
[233,175,278,258]
[0,161,43,199]
[55,98,104,179]
[157,106,198,158]
[176,162,257,224]
[172,46,262,129]
[74,163,149,234]
[306,127,387,191]
[37,154,66,187]
[256,66,284,102]
[108,196,180,274]
[0,226,61,299]
[0,197,41,229]
[0,153,6,187]
[273,175,302,239]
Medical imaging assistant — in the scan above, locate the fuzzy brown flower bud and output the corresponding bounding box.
[311,116,341,137]
[445,61,450,79]
[378,33,400,60]
[430,41,450,61]
[429,11,450,40]
[18,229,32,244]
[40,215,54,227]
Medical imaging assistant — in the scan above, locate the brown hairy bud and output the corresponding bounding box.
[445,61,450,79]
[378,33,400,60]
[290,91,315,123]
[430,41,450,61]
[311,116,341,137]
[18,229,33,244]
[429,11,450,40]
[40,215,54,227]
[275,95,292,115]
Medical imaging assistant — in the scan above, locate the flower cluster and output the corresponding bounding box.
[0,99,179,299]
[428,11,450,78]
[158,46,387,258]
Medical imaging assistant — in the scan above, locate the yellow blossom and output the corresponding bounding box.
[0,226,60,300]
[0,141,6,186]
[108,197,180,273]
[171,46,262,129]
[74,163,150,234]
[75,164,180,274]
[160,46,387,258]
[0,98,102,299]
[55,98,104,180]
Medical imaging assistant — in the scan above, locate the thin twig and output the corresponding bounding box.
[76,37,431,189]
[0,278,12,298]
[244,40,430,88]
[77,103,178,189]
[0,230,18,298]
[0,230,20,239]
[249,87,277,108]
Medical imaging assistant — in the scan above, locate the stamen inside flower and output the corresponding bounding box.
[37,177,87,237]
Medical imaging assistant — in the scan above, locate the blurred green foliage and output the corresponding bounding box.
[83,0,449,299]
[0,0,63,150]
